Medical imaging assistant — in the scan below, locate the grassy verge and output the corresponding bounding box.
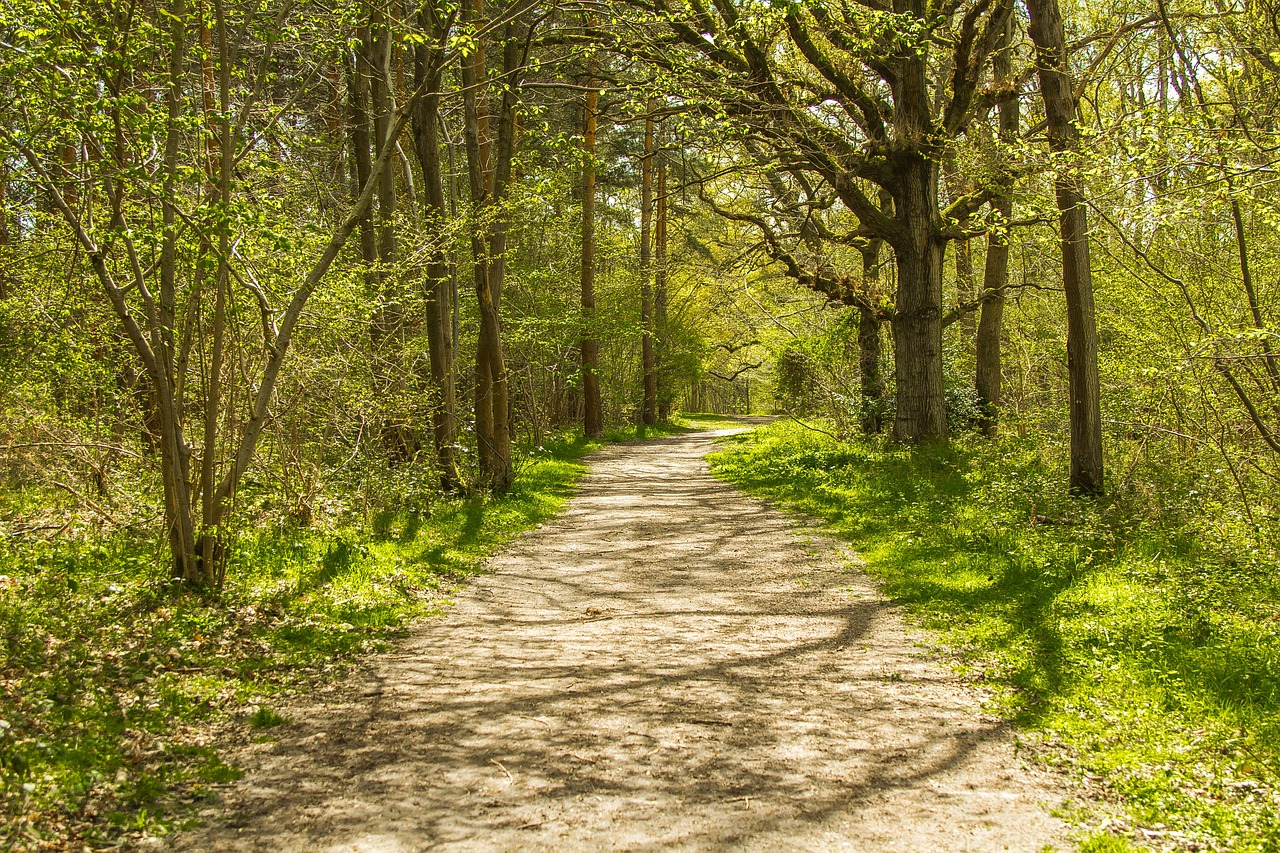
[0,423,692,850]
[708,421,1280,852]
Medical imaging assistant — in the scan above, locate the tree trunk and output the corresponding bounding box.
[198,0,233,588]
[461,3,517,492]
[482,19,521,492]
[411,17,461,490]
[460,0,494,479]
[890,156,947,442]
[1027,0,1104,495]
[639,106,657,426]
[655,156,671,421]
[369,5,413,461]
[955,238,975,336]
[975,15,1019,438]
[858,240,885,434]
[975,222,1008,438]
[0,164,11,300]
[160,0,199,582]
[580,59,604,439]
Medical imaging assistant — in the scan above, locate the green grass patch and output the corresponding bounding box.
[708,421,1280,851]
[0,427,624,849]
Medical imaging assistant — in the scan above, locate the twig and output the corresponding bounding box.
[52,481,118,525]
[4,441,145,460]
[491,759,514,784]
[784,414,841,442]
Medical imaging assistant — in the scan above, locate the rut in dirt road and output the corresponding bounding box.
[171,429,1071,852]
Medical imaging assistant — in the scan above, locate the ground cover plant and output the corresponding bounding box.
[0,420,716,851]
[709,420,1280,852]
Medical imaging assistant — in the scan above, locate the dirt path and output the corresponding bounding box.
[171,429,1071,852]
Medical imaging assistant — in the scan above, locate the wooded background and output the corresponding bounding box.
[1,0,1278,577]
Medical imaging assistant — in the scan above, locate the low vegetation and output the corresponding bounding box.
[0,421,711,851]
[709,421,1280,852]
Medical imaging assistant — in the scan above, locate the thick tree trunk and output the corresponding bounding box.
[1028,0,1104,495]
[580,65,604,439]
[639,108,657,426]
[890,157,947,442]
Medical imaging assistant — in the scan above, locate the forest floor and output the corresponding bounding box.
[166,424,1072,852]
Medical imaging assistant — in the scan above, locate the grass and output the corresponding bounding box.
[0,420,717,850]
[707,420,1280,852]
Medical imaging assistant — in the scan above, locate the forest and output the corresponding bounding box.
[2,0,1280,847]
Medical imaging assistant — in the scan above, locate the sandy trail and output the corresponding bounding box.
[172,428,1070,852]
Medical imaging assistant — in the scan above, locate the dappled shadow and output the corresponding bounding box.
[717,438,1089,726]
[173,431,1067,852]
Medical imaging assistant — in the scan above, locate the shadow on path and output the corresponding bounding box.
[171,430,1069,853]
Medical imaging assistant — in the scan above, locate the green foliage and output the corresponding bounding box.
[775,345,820,416]
[710,421,1280,851]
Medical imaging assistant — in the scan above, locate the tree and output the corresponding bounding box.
[411,0,464,490]
[1027,0,1105,495]
[461,0,534,492]
[639,103,658,426]
[1,0,450,582]
[581,44,605,439]
[617,0,1016,441]
[975,14,1019,438]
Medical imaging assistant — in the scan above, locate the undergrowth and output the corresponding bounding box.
[0,420,718,850]
[708,421,1280,852]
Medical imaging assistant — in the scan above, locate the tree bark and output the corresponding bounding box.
[0,165,11,300]
[160,0,198,582]
[411,10,461,490]
[890,155,947,443]
[975,221,1008,438]
[858,240,885,434]
[655,156,670,421]
[580,56,604,439]
[955,239,975,336]
[1027,0,1104,495]
[975,14,1019,438]
[198,0,233,587]
[369,4,413,461]
[639,106,657,426]
[977,14,1018,438]
[461,1,517,492]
